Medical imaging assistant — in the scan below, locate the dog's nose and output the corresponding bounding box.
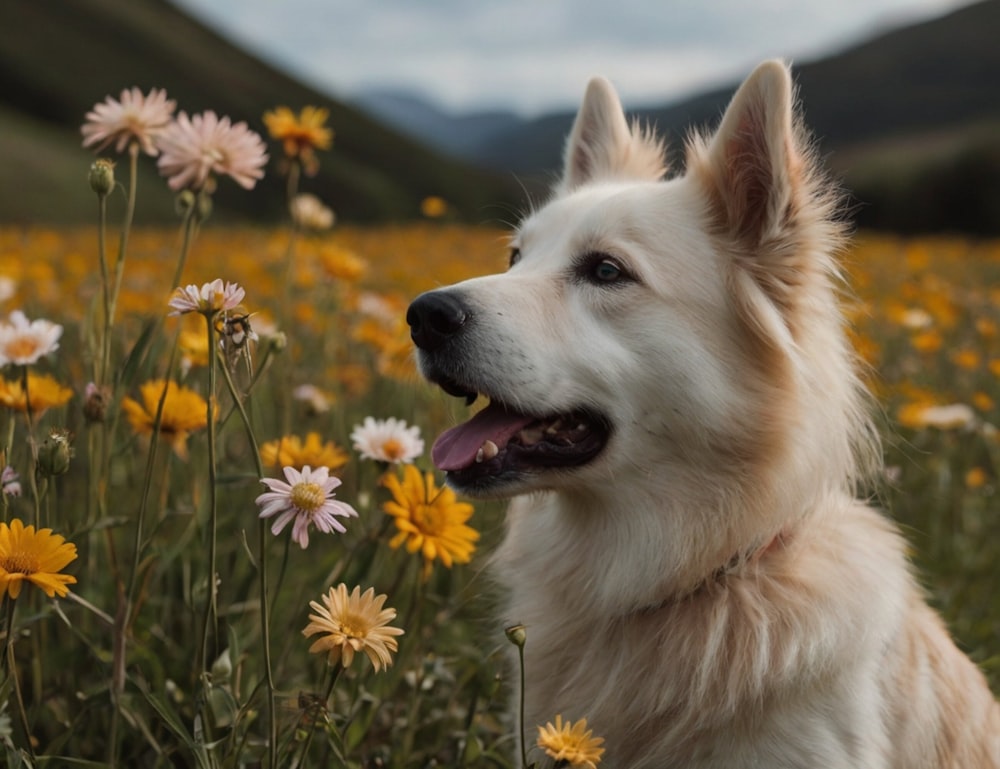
[406,290,469,351]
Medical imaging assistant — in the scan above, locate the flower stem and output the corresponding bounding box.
[106,142,139,347]
[518,641,529,769]
[3,599,35,761]
[216,351,276,767]
[199,313,220,694]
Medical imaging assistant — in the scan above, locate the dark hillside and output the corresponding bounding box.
[0,0,523,224]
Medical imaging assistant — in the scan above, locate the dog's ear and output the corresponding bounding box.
[559,77,665,193]
[689,60,839,322]
[695,60,803,247]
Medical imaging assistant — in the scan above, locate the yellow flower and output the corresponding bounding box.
[179,328,210,370]
[420,196,448,219]
[0,519,77,600]
[302,584,404,671]
[121,379,215,460]
[0,372,73,415]
[318,244,367,283]
[536,715,606,768]
[259,432,348,471]
[381,464,478,580]
[966,467,988,489]
[262,106,332,173]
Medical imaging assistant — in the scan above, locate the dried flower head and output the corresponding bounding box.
[156,111,268,191]
[302,584,403,671]
[81,87,176,156]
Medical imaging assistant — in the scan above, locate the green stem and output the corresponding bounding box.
[199,313,220,692]
[518,642,529,769]
[216,351,276,767]
[106,142,139,341]
[19,367,40,529]
[3,599,34,761]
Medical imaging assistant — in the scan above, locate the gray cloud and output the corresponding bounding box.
[173,0,969,114]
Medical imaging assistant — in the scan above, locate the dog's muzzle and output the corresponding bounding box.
[407,289,469,352]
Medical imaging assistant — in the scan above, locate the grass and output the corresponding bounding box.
[0,161,998,766]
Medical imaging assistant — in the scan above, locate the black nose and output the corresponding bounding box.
[406,290,469,351]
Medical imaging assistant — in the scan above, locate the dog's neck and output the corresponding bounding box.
[636,528,792,615]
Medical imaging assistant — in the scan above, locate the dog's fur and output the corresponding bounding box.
[407,61,1000,767]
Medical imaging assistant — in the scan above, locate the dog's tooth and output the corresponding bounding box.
[475,447,485,463]
[519,427,543,445]
[482,440,499,460]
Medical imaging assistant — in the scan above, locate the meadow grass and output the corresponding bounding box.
[0,215,998,767]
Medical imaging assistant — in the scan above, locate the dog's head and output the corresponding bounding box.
[408,61,873,513]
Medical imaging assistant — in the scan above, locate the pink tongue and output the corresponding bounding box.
[432,402,535,471]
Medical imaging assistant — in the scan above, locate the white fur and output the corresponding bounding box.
[418,60,1000,767]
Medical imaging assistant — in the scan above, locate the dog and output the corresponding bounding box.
[406,60,1000,768]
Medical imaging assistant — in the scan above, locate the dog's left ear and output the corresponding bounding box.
[692,59,808,249]
[559,77,666,193]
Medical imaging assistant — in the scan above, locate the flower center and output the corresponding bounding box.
[5,337,41,361]
[381,438,404,461]
[291,481,325,513]
[412,503,443,535]
[2,548,38,576]
[338,611,367,639]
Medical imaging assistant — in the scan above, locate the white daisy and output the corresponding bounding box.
[351,417,424,464]
[0,311,63,367]
[255,465,357,549]
[168,279,245,316]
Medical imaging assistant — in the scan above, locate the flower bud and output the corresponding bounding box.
[89,159,116,197]
[83,382,111,424]
[504,624,527,649]
[37,429,73,477]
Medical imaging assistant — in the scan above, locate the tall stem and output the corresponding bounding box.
[199,313,220,687]
[216,354,276,767]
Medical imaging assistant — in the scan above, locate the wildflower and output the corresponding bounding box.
[263,106,333,173]
[966,467,988,489]
[351,416,423,464]
[36,428,73,477]
[898,402,976,431]
[318,244,367,283]
[156,111,268,191]
[260,432,348,471]
[292,384,334,415]
[420,195,449,218]
[0,372,73,416]
[89,158,116,197]
[82,382,111,423]
[1,466,20,498]
[121,379,215,460]
[302,584,403,671]
[168,279,246,316]
[81,86,176,156]
[381,464,478,579]
[290,193,335,231]
[0,519,77,600]
[0,310,63,367]
[256,465,357,549]
[536,715,605,769]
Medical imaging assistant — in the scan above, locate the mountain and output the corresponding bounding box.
[463,0,1000,233]
[352,89,524,161]
[0,0,523,225]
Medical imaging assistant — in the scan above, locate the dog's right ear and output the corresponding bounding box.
[558,77,666,194]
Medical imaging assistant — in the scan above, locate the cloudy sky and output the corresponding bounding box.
[174,0,970,115]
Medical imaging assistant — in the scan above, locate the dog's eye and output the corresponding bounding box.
[509,247,522,268]
[593,259,622,282]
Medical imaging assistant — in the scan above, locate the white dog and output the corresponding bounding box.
[407,60,1000,768]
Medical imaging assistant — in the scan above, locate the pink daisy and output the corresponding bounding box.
[256,465,357,549]
[81,87,176,156]
[168,279,245,316]
[156,111,268,191]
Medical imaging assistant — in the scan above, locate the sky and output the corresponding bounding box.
[173,0,971,116]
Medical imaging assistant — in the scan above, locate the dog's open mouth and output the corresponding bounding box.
[430,380,610,486]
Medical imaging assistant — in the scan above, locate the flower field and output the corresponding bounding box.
[0,90,997,766]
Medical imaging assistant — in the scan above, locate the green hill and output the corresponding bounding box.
[0,0,523,225]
